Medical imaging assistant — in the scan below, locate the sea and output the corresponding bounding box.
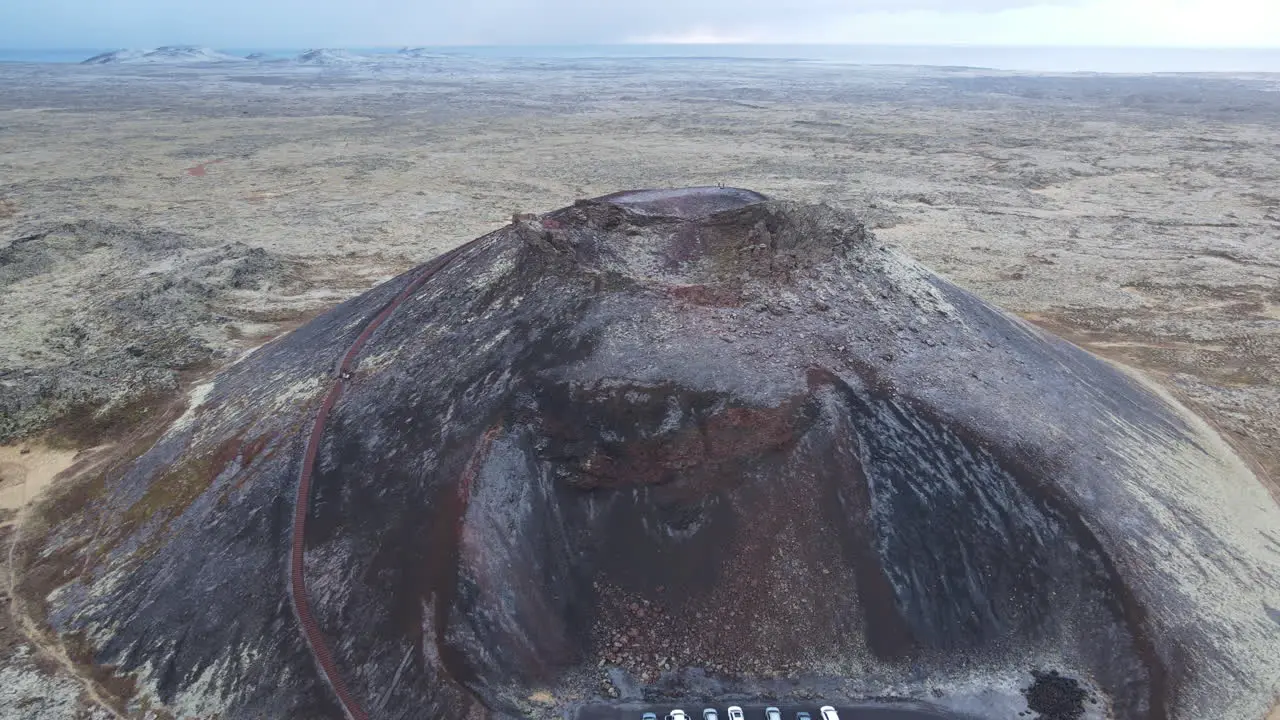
[1,45,1279,74]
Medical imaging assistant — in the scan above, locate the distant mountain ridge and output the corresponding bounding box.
[293,48,367,65]
[79,46,463,66]
[43,45,1280,73]
[82,46,246,64]
[398,47,449,59]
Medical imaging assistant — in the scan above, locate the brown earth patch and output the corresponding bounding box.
[1020,311,1280,500]
[185,158,225,177]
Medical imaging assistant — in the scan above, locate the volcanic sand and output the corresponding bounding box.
[0,445,78,515]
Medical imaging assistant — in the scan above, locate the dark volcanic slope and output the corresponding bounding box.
[16,189,1280,720]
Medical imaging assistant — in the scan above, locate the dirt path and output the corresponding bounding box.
[3,511,116,719]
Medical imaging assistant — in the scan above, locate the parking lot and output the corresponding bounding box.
[575,703,967,719]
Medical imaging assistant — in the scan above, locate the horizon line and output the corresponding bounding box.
[5,42,1280,51]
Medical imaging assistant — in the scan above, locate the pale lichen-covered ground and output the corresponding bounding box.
[0,57,1277,718]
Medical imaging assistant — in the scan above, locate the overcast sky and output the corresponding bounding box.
[1,0,1277,49]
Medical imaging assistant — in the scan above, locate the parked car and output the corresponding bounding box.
[704,710,719,720]
[765,708,782,720]
[797,713,812,720]
[667,711,689,720]
[642,714,657,720]
[727,706,745,720]
[820,707,840,720]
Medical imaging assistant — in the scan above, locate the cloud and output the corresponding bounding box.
[804,0,1280,46]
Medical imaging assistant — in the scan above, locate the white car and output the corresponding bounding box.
[666,711,689,720]
[727,707,744,720]
[820,707,840,720]
[765,708,782,720]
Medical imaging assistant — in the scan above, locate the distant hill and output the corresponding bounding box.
[82,46,245,65]
[81,49,148,64]
[79,46,457,68]
[293,49,367,65]
[397,47,448,59]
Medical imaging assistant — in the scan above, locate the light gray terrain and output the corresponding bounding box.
[0,55,1278,718]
